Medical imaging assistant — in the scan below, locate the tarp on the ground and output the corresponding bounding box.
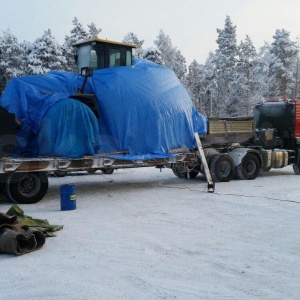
[0,59,207,159]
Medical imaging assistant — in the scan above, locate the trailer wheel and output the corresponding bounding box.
[209,154,234,182]
[172,167,199,179]
[293,164,300,175]
[102,169,114,175]
[5,172,49,204]
[53,170,68,177]
[235,153,260,180]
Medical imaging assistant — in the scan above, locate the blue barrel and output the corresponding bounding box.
[60,184,76,211]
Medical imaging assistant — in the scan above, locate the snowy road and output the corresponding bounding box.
[0,167,299,299]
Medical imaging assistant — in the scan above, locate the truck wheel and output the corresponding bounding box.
[102,169,114,175]
[235,153,260,180]
[5,172,49,204]
[293,164,300,175]
[87,168,97,174]
[172,167,199,179]
[209,154,234,182]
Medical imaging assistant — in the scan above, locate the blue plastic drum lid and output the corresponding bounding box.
[60,184,76,211]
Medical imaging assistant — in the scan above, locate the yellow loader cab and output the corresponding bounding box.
[73,38,137,73]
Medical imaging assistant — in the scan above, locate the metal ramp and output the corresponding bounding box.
[194,133,215,193]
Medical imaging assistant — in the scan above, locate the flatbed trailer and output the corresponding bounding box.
[0,150,206,204]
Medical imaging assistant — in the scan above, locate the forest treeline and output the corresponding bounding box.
[0,16,299,117]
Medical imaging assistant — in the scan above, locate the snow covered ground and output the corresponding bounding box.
[0,166,299,299]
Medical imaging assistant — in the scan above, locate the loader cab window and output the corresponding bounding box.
[90,46,105,69]
[126,50,132,67]
[109,48,121,68]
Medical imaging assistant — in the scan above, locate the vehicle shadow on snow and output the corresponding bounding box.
[0,192,11,204]
[45,173,209,199]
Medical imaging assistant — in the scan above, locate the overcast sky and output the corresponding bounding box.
[1,0,300,64]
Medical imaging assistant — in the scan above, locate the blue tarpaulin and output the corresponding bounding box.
[0,59,207,159]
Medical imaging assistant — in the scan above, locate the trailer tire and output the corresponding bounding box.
[235,153,260,180]
[5,172,49,204]
[53,170,68,177]
[102,169,114,175]
[172,167,199,179]
[209,154,234,182]
[293,164,300,175]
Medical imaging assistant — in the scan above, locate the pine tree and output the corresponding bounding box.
[268,29,298,98]
[230,35,260,115]
[154,29,176,68]
[63,17,89,72]
[171,50,187,82]
[87,22,102,39]
[0,29,24,94]
[295,39,300,98]
[255,42,272,100]
[215,16,238,116]
[123,32,144,58]
[186,60,202,109]
[201,52,219,117]
[143,47,164,65]
[26,29,66,75]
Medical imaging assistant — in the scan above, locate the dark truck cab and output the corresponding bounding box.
[73,38,136,72]
[0,106,16,157]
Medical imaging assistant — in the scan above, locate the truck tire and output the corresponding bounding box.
[235,153,260,180]
[87,168,97,174]
[5,172,49,204]
[172,167,199,179]
[209,154,234,182]
[293,164,300,175]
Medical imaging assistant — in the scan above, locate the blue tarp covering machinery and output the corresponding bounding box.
[0,59,207,159]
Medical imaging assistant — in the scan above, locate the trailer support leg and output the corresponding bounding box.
[194,133,215,193]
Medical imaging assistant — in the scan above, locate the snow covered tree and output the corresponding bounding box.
[69,17,89,43]
[229,35,260,116]
[154,30,187,81]
[268,29,298,98]
[25,29,66,75]
[0,29,24,94]
[87,22,101,39]
[123,32,144,58]
[200,52,219,117]
[253,42,272,100]
[215,16,238,116]
[63,17,89,71]
[154,29,176,68]
[171,50,187,82]
[186,60,202,109]
[295,39,300,98]
[143,47,164,65]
